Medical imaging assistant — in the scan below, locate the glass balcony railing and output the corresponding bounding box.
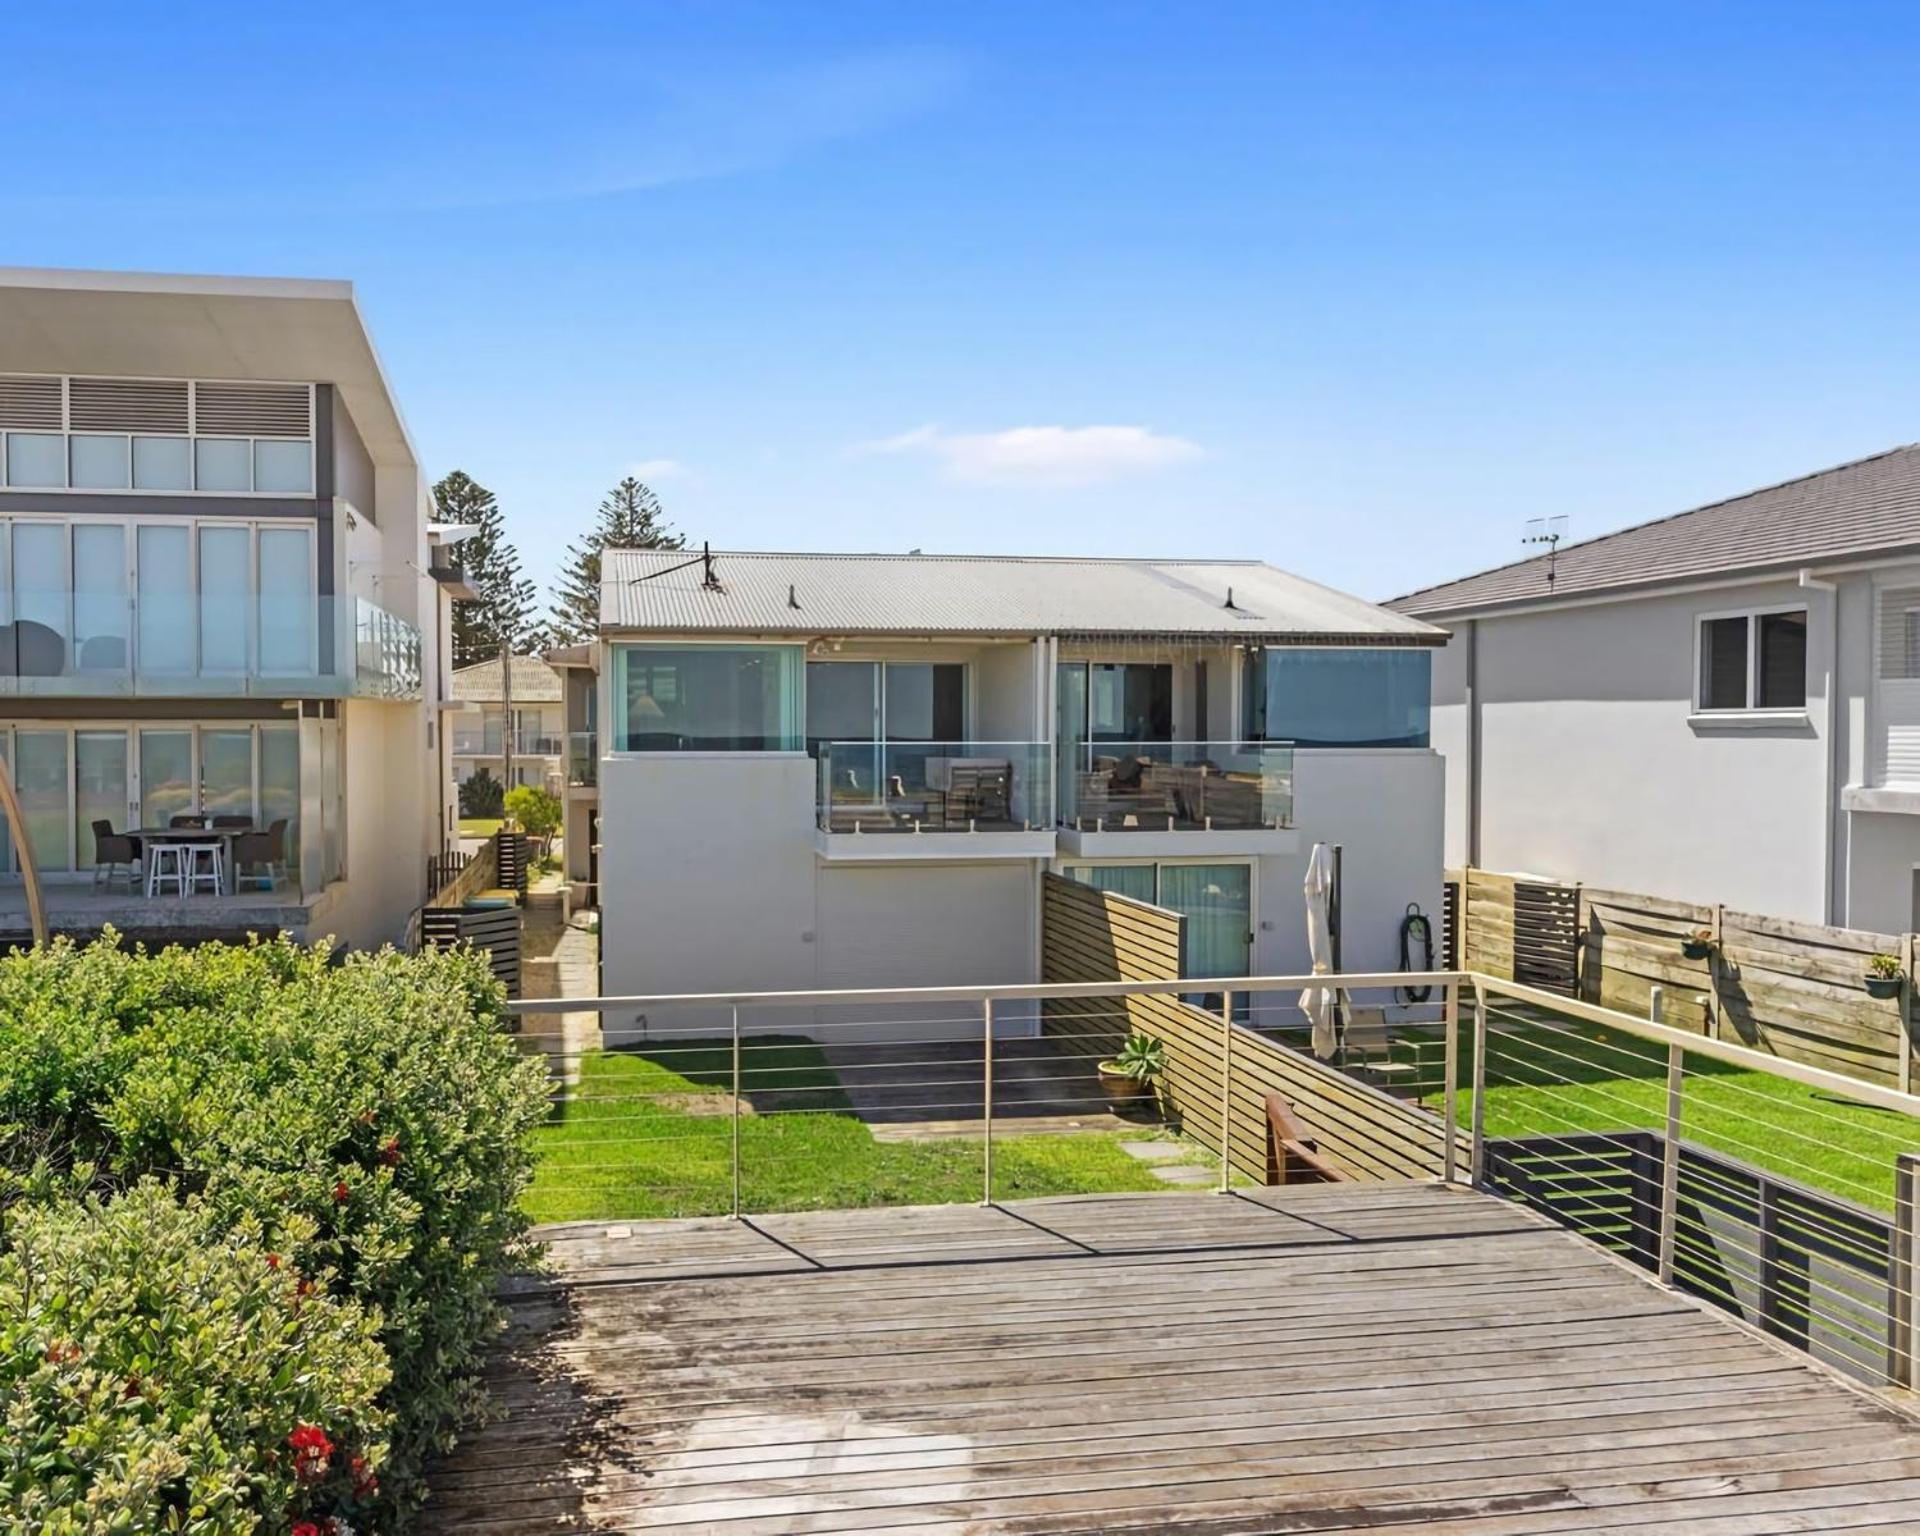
[567,730,598,787]
[1060,741,1294,832]
[452,728,566,757]
[0,591,421,700]
[816,741,1052,833]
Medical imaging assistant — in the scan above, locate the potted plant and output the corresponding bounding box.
[1097,1033,1165,1107]
[1866,953,1905,1000]
[1681,927,1717,961]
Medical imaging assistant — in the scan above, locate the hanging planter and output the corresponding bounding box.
[1865,954,1905,1001]
[1681,927,1717,962]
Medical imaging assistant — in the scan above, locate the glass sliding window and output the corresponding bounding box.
[614,644,803,751]
[1698,616,1750,711]
[259,725,300,873]
[807,661,879,800]
[133,436,192,491]
[137,525,194,676]
[252,440,313,494]
[1055,662,1089,825]
[1087,663,1173,744]
[138,728,194,828]
[258,526,313,673]
[884,662,965,793]
[198,525,250,675]
[1068,863,1158,905]
[15,730,70,872]
[194,438,251,493]
[11,522,69,676]
[1243,648,1432,747]
[74,730,129,868]
[1757,610,1807,709]
[199,729,254,823]
[6,433,66,488]
[1160,863,1252,982]
[70,434,130,490]
[71,522,128,671]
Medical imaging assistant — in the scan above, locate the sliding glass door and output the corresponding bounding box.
[805,660,967,806]
[139,729,194,829]
[1067,860,1253,1005]
[74,731,129,867]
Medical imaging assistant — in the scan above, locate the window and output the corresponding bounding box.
[612,643,803,752]
[1695,608,1807,712]
[1068,861,1253,1003]
[805,659,966,798]
[6,433,66,488]
[1243,647,1431,747]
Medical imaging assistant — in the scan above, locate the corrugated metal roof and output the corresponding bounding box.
[451,655,563,703]
[600,550,1442,642]
[1393,443,1920,618]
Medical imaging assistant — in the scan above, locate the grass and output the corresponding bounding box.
[524,1037,1201,1223]
[459,817,504,838]
[1460,1009,1913,1214]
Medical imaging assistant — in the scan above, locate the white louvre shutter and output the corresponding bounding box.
[192,381,312,438]
[68,376,190,434]
[0,374,63,430]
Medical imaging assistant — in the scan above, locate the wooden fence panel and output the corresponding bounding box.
[1457,866,1920,1092]
[1040,874,1443,1183]
[422,903,521,999]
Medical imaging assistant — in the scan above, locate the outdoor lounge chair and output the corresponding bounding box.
[232,819,290,891]
[90,820,141,890]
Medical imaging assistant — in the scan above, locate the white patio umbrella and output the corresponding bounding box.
[1300,842,1337,1059]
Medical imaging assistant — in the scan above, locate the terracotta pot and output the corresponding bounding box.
[1097,1064,1153,1104]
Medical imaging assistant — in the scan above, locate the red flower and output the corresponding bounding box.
[123,1375,142,1399]
[350,1452,379,1498]
[292,1524,322,1536]
[265,1252,282,1270]
[332,1180,350,1205]
[379,1136,402,1167]
[288,1423,333,1485]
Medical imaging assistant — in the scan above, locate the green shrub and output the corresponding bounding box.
[458,769,503,820]
[0,936,552,1526]
[502,785,560,852]
[0,1180,390,1534]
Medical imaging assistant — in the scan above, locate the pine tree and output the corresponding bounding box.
[547,477,685,644]
[436,470,540,667]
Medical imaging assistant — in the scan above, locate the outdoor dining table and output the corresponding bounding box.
[130,826,253,896]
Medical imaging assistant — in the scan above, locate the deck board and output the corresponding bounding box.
[424,1185,1920,1534]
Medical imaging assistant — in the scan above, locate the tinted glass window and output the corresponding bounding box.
[1757,610,1806,709]
[1698,616,1749,710]
[1244,648,1431,747]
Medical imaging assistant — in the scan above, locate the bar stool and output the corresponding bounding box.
[147,843,190,897]
[187,843,224,896]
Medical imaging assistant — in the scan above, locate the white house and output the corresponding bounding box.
[449,655,567,795]
[0,266,458,949]
[584,548,1447,1039]
[1394,443,1920,933]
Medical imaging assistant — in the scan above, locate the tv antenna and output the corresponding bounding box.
[1523,515,1570,588]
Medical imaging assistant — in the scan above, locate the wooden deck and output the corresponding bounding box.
[423,1184,1920,1534]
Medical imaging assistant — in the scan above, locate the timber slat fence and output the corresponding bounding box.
[1039,874,1444,1182]
[1451,866,1919,1092]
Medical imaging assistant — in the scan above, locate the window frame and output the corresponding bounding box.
[1691,603,1810,717]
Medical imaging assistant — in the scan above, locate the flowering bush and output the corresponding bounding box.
[0,935,552,1529]
[0,1181,389,1533]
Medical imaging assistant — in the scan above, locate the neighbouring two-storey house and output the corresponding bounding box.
[577,548,1446,1038]
[1395,443,1920,934]
[0,267,458,948]
[450,655,567,795]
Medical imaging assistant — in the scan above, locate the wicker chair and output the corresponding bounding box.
[90,820,142,890]
[232,819,290,891]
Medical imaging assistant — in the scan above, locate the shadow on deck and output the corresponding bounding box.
[422,1184,1920,1534]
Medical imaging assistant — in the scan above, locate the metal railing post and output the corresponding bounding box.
[1441,978,1460,1186]
[1651,987,1684,1287]
[981,997,995,1207]
[1894,1152,1919,1389]
[1218,991,1234,1193]
[730,1004,742,1220]
[1468,981,1488,1187]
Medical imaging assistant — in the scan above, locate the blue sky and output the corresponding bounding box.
[6,2,1920,605]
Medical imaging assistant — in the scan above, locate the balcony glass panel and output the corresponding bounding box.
[252,439,313,494]
[1061,741,1294,831]
[613,643,803,752]
[258,526,314,672]
[198,524,250,675]
[70,434,130,490]
[817,741,1051,833]
[72,523,128,671]
[568,730,597,787]
[137,524,194,674]
[7,434,66,488]
[132,435,192,491]
[194,437,251,493]
[1243,647,1431,749]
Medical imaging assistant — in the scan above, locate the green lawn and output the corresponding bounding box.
[459,817,504,838]
[1460,1012,1915,1214]
[524,1037,1199,1223]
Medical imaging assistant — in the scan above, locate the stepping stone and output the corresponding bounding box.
[1151,1165,1219,1187]
[1119,1141,1190,1163]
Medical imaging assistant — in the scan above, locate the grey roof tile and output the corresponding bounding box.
[1392,443,1920,617]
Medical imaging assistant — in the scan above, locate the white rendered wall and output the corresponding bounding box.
[1435,579,1832,921]
[597,752,1041,1043]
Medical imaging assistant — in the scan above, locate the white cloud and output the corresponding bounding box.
[859,424,1205,487]
[626,458,692,483]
